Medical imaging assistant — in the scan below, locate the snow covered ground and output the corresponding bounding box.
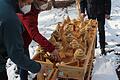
[7,0,120,80]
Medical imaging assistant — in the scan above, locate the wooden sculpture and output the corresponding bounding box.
[34,16,97,80]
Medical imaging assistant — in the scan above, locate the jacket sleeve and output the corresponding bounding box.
[3,11,41,73]
[87,0,98,19]
[80,0,87,13]
[21,8,55,53]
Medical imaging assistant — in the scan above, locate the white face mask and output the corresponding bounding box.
[21,4,31,14]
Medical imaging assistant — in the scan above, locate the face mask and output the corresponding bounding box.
[21,4,31,14]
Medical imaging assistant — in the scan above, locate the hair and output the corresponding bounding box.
[21,0,26,2]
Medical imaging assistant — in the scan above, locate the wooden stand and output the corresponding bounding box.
[33,17,97,80]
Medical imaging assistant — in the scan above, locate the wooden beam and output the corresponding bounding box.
[83,27,97,74]
[57,64,84,79]
[76,0,81,18]
[36,61,53,69]
[47,69,59,80]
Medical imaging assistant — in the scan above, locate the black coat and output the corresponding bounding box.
[105,0,111,15]
[80,0,105,19]
[0,0,41,73]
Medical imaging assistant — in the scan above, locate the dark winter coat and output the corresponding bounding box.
[0,0,41,73]
[105,0,111,15]
[80,0,105,19]
[80,0,106,50]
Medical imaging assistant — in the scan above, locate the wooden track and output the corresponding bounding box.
[32,0,97,79]
[33,16,97,80]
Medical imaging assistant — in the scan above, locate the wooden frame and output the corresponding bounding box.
[33,20,97,80]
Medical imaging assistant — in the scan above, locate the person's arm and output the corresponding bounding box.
[3,12,41,73]
[21,7,55,53]
[24,15,55,52]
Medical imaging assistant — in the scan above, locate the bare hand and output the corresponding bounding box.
[49,49,61,62]
[81,13,86,18]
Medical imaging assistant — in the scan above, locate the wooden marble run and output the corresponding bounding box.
[32,16,98,80]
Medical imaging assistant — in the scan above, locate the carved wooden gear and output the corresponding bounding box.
[74,49,86,60]
[34,16,97,80]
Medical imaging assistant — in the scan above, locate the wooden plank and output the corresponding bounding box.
[36,61,54,80]
[76,0,81,18]
[83,28,97,74]
[36,61,53,69]
[64,60,78,66]
[49,69,59,80]
[86,41,95,80]
[86,54,93,80]
[37,72,45,80]
[57,64,84,79]
[47,69,56,80]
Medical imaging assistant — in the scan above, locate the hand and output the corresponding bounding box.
[105,14,110,19]
[49,49,61,62]
[81,13,86,18]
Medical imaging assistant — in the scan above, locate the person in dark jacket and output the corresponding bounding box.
[17,1,60,80]
[0,0,41,79]
[105,0,111,19]
[80,0,106,55]
[0,0,60,80]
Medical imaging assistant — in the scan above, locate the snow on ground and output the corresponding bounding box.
[92,0,120,79]
[7,0,120,80]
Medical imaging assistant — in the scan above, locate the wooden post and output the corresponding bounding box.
[37,72,45,80]
[76,0,81,18]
